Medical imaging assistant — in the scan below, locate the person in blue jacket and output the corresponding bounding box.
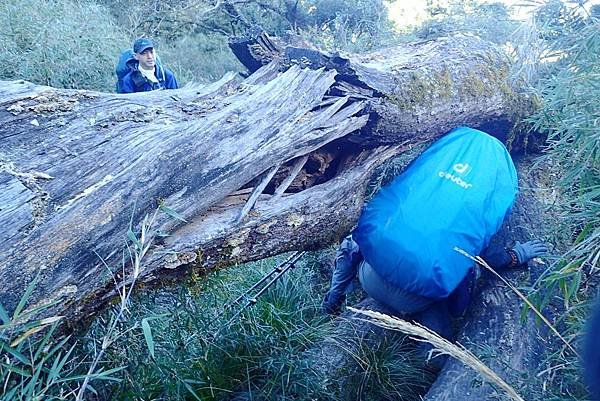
[323,127,549,346]
[323,235,547,340]
[324,235,547,372]
[118,38,178,93]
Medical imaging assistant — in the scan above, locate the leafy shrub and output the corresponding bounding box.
[101,0,400,59]
[159,33,244,85]
[295,0,400,52]
[413,0,519,45]
[0,0,128,91]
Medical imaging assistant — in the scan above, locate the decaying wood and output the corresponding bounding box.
[0,30,533,329]
[273,155,308,197]
[236,164,280,222]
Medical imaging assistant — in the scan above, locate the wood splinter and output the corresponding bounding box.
[273,155,309,198]
[236,164,280,222]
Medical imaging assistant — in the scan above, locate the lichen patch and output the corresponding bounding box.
[256,219,278,235]
[163,251,197,269]
[227,228,251,248]
[286,213,304,228]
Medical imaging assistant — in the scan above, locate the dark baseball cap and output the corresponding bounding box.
[133,38,155,54]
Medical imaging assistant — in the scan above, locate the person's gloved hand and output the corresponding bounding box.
[512,240,548,265]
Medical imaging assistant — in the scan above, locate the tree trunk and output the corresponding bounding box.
[229,30,531,145]
[0,33,530,326]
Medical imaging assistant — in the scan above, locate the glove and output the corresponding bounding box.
[512,240,548,265]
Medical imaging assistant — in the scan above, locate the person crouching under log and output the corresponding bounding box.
[322,127,548,364]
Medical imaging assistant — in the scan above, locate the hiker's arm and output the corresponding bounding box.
[480,243,513,269]
[322,235,363,313]
[338,234,362,270]
[481,240,548,269]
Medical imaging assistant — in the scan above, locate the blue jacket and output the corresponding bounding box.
[119,64,178,93]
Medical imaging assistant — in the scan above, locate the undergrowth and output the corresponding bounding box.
[0,0,128,91]
[523,1,600,399]
[77,252,431,401]
[0,274,120,401]
[3,223,430,401]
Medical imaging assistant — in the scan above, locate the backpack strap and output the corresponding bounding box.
[155,65,167,89]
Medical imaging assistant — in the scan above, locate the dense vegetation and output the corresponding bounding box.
[526,1,600,396]
[0,0,598,400]
[80,256,432,400]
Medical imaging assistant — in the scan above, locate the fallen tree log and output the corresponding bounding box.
[0,33,531,325]
[229,30,532,146]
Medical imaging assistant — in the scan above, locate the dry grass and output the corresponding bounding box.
[349,307,526,401]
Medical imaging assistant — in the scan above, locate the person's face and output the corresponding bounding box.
[134,48,155,69]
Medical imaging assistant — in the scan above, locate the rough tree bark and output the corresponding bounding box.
[0,31,531,334]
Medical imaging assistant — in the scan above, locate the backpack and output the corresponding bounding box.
[353,127,518,299]
[115,49,166,92]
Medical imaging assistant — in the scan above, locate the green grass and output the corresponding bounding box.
[0,273,123,401]
[522,2,600,399]
[79,255,332,400]
[527,0,599,328]
[73,252,432,401]
[335,334,433,401]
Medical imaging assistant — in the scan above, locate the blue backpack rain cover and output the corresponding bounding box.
[353,127,518,299]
